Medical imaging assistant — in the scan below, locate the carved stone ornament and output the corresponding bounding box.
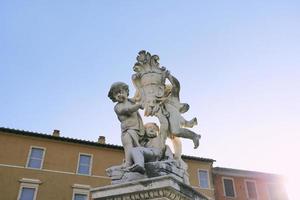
[132,50,167,117]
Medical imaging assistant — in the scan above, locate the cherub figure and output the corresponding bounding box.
[128,123,173,174]
[163,71,201,149]
[108,82,145,167]
[164,70,198,128]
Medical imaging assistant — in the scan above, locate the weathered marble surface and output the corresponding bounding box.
[107,159,189,185]
[91,175,208,200]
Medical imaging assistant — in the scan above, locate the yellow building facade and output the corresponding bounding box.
[0,127,215,200]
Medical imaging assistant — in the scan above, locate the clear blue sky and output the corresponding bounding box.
[1,1,299,198]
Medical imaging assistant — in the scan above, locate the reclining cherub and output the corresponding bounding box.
[128,122,173,174]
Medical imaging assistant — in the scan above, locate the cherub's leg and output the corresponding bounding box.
[172,128,201,149]
[129,147,160,174]
[155,108,169,141]
[164,145,174,160]
[127,130,141,147]
[169,115,201,149]
[121,132,134,167]
[170,137,182,159]
[180,117,198,128]
[129,147,144,167]
[128,147,146,174]
[166,104,201,149]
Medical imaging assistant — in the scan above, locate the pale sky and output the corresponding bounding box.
[1,1,299,199]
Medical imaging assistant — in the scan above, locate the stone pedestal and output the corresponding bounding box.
[91,175,208,200]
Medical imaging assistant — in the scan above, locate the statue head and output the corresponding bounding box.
[144,123,159,138]
[108,82,129,103]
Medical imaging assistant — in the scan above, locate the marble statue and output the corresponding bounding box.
[106,51,201,185]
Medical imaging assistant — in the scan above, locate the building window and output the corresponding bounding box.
[77,153,92,175]
[72,184,90,200]
[245,180,258,199]
[26,147,45,169]
[19,187,36,200]
[18,179,41,200]
[74,193,87,200]
[198,169,209,189]
[223,177,236,197]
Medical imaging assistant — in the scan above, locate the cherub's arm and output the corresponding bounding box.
[132,73,143,104]
[165,71,180,98]
[114,103,142,115]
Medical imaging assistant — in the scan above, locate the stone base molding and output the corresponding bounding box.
[91,175,207,200]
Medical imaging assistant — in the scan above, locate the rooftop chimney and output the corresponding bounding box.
[52,129,60,137]
[98,136,106,144]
